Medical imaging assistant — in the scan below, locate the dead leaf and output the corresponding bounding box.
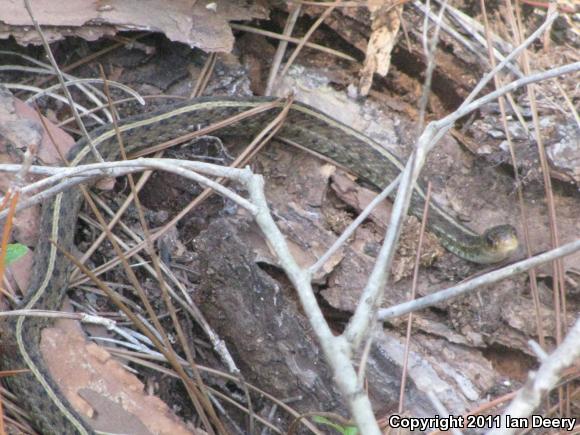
[41,315,196,435]
[11,99,75,164]
[0,88,75,247]
[0,0,268,52]
[358,0,403,96]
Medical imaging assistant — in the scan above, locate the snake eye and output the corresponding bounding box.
[485,231,499,247]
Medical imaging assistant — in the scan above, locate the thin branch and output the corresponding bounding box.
[430,61,578,150]
[450,12,559,118]
[378,237,580,321]
[22,0,104,162]
[57,242,220,434]
[0,309,116,329]
[26,77,143,105]
[345,58,579,347]
[412,0,522,78]
[418,0,449,130]
[398,183,432,414]
[4,83,108,125]
[0,159,258,218]
[488,318,580,435]
[265,4,302,96]
[479,0,546,349]
[309,175,400,274]
[279,1,341,78]
[230,24,356,62]
[246,174,381,434]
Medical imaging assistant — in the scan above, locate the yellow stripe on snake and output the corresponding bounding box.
[2,97,518,434]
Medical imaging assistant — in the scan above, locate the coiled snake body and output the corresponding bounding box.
[2,97,518,434]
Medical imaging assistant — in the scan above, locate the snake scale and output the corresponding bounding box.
[1,97,518,434]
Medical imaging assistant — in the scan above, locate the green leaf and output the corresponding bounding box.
[5,243,28,265]
[312,416,358,435]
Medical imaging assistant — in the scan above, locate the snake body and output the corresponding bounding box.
[2,97,518,434]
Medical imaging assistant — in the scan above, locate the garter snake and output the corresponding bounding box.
[2,97,518,434]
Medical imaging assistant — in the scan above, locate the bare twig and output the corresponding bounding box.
[74,54,216,278]
[488,318,580,435]
[57,242,221,434]
[246,173,382,433]
[378,237,580,321]
[22,0,104,162]
[514,2,569,414]
[309,175,400,275]
[398,183,432,413]
[4,83,109,125]
[418,0,449,130]
[265,4,302,95]
[479,0,546,348]
[231,24,355,62]
[0,309,116,328]
[412,0,522,78]
[0,159,258,216]
[346,57,578,348]
[189,52,217,98]
[108,346,322,433]
[279,1,342,78]
[102,66,225,431]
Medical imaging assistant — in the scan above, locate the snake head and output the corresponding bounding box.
[483,224,519,260]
